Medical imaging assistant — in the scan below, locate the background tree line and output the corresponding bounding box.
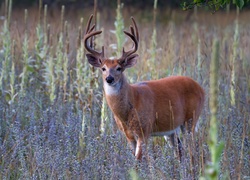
[2,0,250,10]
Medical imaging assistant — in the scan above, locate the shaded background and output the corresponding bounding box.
[2,0,184,9]
[3,0,250,9]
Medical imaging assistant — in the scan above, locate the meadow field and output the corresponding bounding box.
[0,3,249,179]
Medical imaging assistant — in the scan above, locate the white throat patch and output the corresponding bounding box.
[104,82,121,96]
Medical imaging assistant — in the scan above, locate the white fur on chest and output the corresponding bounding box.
[104,82,121,96]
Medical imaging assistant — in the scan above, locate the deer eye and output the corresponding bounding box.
[101,67,106,71]
[117,67,122,71]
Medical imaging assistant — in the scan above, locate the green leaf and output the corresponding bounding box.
[5,92,11,102]
[27,66,35,73]
[215,142,225,162]
[235,0,244,8]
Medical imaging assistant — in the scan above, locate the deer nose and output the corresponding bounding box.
[106,76,114,84]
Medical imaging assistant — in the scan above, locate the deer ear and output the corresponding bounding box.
[86,54,102,67]
[120,54,138,69]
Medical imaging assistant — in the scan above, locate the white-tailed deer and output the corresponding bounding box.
[84,15,205,160]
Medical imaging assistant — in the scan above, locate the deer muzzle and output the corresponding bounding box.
[106,76,114,84]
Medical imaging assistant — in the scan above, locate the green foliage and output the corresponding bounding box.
[75,18,85,101]
[20,20,30,95]
[0,20,12,92]
[182,0,250,10]
[235,0,245,9]
[20,9,37,96]
[129,169,141,180]
[230,19,239,106]
[43,52,56,102]
[202,39,225,180]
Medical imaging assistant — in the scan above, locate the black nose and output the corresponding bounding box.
[106,76,114,84]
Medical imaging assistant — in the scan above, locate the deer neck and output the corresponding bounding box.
[104,75,134,122]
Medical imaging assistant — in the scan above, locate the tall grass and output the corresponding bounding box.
[114,0,125,57]
[230,18,239,106]
[20,9,30,95]
[0,20,11,93]
[148,0,158,79]
[0,3,249,179]
[202,39,224,180]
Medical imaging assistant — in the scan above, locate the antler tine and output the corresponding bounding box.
[88,24,95,48]
[85,14,94,34]
[131,17,139,41]
[84,14,104,58]
[121,17,139,60]
[130,26,135,36]
[88,24,96,34]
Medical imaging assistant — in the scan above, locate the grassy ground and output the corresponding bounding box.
[0,5,249,179]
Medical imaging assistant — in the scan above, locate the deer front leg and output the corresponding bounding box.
[135,138,143,160]
[126,136,136,155]
[123,128,137,155]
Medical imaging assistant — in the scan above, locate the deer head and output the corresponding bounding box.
[84,15,139,89]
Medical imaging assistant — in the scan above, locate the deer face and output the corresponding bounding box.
[86,56,138,87]
[101,60,123,86]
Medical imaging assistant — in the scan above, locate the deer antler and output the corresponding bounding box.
[120,17,139,60]
[84,14,104,59]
